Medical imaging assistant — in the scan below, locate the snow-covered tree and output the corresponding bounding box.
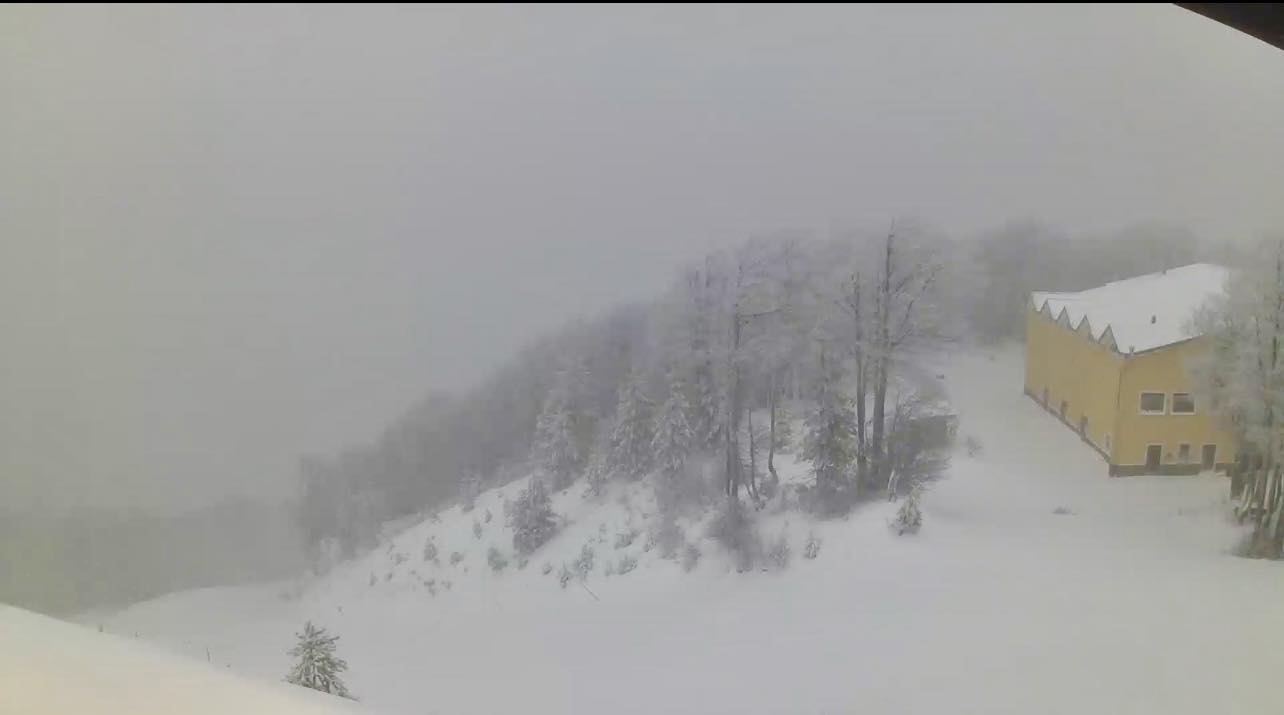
[690,363,722,449]
[891,485,923,535]
[1190,240,1284,557]
[582,428,613,497]
[534,370,584,488]
[607,368,655,480]
[652,371,695,479]
[285,622,353,699]
[507,477,559,555]
[802,349,857,508]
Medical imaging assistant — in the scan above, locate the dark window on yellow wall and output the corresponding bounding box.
[1140,392,1165,414]
[1178,444,1191,462]
[1172,393,1195,414]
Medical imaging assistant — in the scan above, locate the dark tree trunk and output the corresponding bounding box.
[871,230,893,488]
[725,306,742,499]
[852,274,868,495]
[767,373,779,488]
[746,406,758,501]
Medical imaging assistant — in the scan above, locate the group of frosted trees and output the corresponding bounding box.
[297,220,1235,561]
[527,226,946,514]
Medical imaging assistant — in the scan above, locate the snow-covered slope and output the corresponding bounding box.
[0,604,363,714]
[93,348,1284,715]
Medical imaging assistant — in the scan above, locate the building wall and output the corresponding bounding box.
[1023,307,1124,461]
[1113,338,1238,473]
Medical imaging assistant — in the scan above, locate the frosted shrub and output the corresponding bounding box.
[681,543,701,572]
[892,487,923,535]
[507,478,559,556]
[707,499,762,572]
[617,554,638,575]
[422,536,438,563]
[573,543,595,580]
[766,532,791,570]
[803,533,821,560]
[487,546,508,572]
[651,513,685,560]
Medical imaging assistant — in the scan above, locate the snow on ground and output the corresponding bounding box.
[87,347,1284,714]
[0,603,363,714]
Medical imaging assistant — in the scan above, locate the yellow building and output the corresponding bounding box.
[1023,264,1237,476]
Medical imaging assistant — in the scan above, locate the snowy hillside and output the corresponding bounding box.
[90,348,1284,715]
[0,604,363,715]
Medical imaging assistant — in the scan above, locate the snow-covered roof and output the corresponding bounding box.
[1030,263,1230,354]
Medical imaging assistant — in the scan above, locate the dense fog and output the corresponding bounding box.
[3,4,1283,617]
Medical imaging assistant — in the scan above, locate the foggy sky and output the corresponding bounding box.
[3,5,1283,511]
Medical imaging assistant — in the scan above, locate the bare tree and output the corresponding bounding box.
[868,223,943,488]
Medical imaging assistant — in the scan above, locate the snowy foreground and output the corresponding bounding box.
[74,349,1284,714]
[0,604,363,714]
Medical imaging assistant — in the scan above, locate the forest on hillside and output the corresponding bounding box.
[298,222,1248,567]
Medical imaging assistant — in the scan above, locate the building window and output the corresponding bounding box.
[1178,444,1191,463]
[1172,393,1195,414]
[1139,392,1166,414]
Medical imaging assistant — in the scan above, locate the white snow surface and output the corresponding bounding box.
[0,603,364,714]
[71,347,1284,714]
[1031,263,1230,353]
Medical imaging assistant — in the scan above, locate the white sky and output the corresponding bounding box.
[2,5,1283,511]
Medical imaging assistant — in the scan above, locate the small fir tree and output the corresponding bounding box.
[608,368,655,480]
[534,372,583,487]
[801,350,857,507]
[285,621,353,699]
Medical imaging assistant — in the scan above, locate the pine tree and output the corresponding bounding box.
[653,371,695,478]
[285,621,353,699]
[508,477,559,555]
[690,360,723,450]
[802,350,857,507]
[534,371,582,488]
[608,368,655,480]
[583,428,613,496]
